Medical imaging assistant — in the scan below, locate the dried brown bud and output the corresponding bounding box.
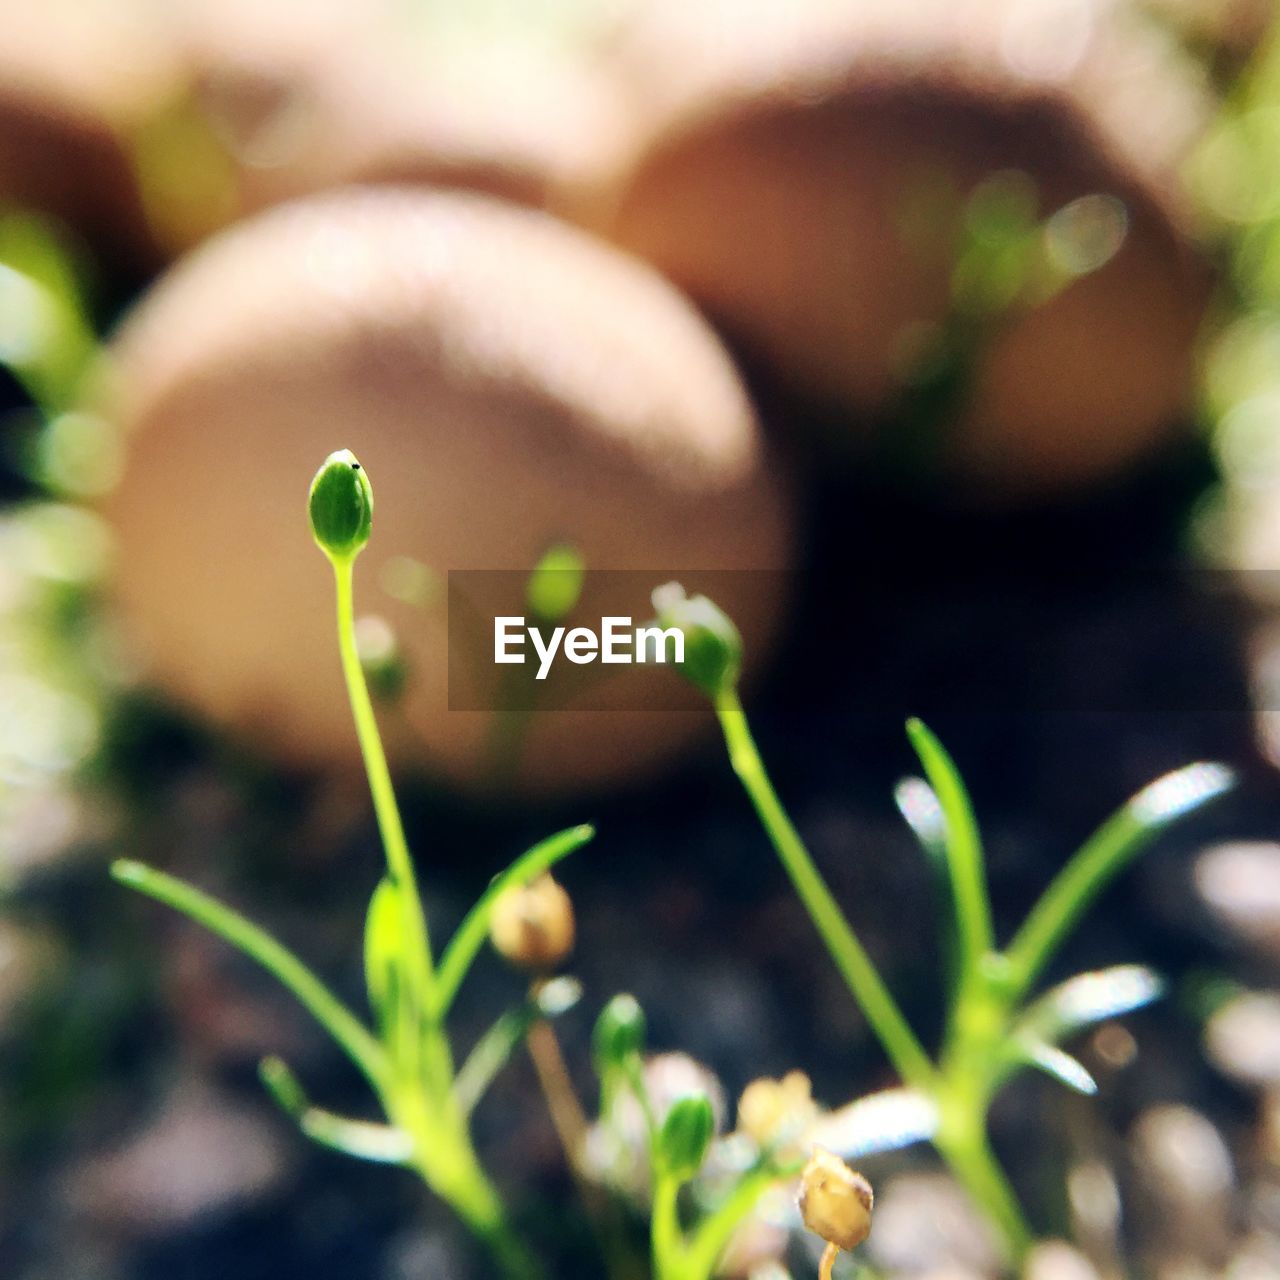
[489,873,575,971]
[737,1070,818,1156]
[798,1148,873,1253]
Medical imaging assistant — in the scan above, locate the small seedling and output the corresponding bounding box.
[589,995,827,1280]
[112,451,599,1278]
[652,581,1235,1267]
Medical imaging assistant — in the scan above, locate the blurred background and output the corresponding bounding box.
[2,0,1280,1276]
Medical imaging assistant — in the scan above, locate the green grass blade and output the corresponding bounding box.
[716,691,936,1090]
[299,1109,415,1164]
[1007,1039,1097,1096]
[259,1057,413,1164]
[1004,763,1234,996]
[260,1054,310,1116]
[113,860,387,1091]
[433,825,594,1019]
[1017,965,1164,1045]
[905,720,994,972]
[809,1086,940,1159]
[454,977,582,1116]
[364,876,403,1030]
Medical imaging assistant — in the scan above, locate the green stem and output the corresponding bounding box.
[651,1173,686,1280]
[714,689,936,1090]
[333,556,434,978]
[334,553,532,1271]
[400,1087,543,1280]
[683,1165,781,1280]
[934,1119,1033,1267]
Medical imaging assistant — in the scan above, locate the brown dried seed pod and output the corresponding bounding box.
[489,874,575,972]
[799,1147,874,1253]
[97,187,795,796]
[590,0,1213,500]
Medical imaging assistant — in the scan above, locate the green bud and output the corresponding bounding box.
[592,993,646,1074]
[650,582,742,697]
[527,542,585,622]
[658,1092,715,1180]
[309,449,372,561]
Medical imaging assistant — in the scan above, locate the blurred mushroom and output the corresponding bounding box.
[0,1,633,274]
[97,187,795,795]
[589,0,1213,500]
[133,0,635,258]
[0,1,173,272]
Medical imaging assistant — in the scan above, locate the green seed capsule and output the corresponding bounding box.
[658,1092,715,1180]
[650,582,742,697]
[309,449,373,561]
[592,993,646,1074]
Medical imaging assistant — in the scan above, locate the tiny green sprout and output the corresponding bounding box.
[650,582,741,697]
[114,453,609,1280]
[592,993,646,1074]
[658,1092,715,1181]
[309,448,372,561]
[662,586,1236,1269]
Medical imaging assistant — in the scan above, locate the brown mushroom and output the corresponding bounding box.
[0,1,633,274]
[97,187,795,795]
[588,0,1214,500]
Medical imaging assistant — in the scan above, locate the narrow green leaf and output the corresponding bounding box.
[434,824,594,1018]
[1018,965,1164,1045]
[810,1087,940,1159]
[258,1056,411,1164]
[1004,763,1234,996]
[454,977,583,1115]
[1012,1039,1098,1096]
[259,1055,308,1117]
[905,720,994,971]
[363,877,401,1022]
[112,860,386,1091]
[298,1111,415,1164]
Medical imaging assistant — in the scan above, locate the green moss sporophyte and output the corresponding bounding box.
[650,582,741,697]
[309,448,373,561]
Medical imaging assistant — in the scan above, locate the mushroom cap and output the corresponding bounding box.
[591,0,1213,499]
[99,187,795,794]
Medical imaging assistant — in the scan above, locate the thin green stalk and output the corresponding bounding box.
[683,1165,784,1280]
[330,539,535,1276]
[714,689,936,1091]
[934,1121,1033,1265]
[111,860,387,1094]
[905,720,994,974]
[333,555,435,985]
[651,1173,686,1280]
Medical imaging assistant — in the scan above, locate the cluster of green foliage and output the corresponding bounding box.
[112,454,1232,1279]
